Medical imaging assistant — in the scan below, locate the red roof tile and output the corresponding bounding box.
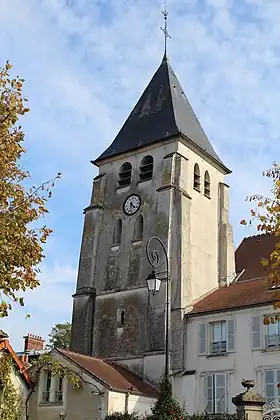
[191,277,277,315]
[235,233,279,280]
[0,339,31,386]
[57,349,158,397]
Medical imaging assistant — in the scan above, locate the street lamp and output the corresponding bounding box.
[146,270,162,294]
[145,236,170,380]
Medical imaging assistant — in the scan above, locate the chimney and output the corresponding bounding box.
[23,333,45,352]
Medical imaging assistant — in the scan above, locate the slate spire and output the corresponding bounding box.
[95,58,229,173]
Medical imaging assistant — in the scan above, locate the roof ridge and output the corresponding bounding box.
[59,348,107,362]
[243,233,273,240]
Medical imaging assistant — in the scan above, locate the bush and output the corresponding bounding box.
[146,377,186,420]
[187,414,239,420]
[105,412,140,420]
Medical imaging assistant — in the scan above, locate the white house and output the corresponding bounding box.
[173,233,280,415]
[28,348,158,420]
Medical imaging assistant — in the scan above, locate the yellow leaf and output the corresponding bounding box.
[261,258,269,267]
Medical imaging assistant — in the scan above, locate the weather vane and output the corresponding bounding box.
[160,1,171,57]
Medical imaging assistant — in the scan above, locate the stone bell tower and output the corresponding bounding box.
[70,53,235,382]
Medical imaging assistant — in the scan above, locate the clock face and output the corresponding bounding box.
[123,194,141,216]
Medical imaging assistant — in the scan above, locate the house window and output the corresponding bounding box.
[205,373,227,413]
[210,322,227,354]
[265,321,280,349]
[204,171,211,198]
[118,162,132,187]
[198,319,235,355]
[139,155,153,181]
[55,376,64,403]
[41,371,64,405]
[264,369,280,404]
[133,214,143,241]
[113,219,122,245]
[42,371,52,403]
[193,163,201,192]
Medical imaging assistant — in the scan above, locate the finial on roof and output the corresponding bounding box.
[160,1,171,61]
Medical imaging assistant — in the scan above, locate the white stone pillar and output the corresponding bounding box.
[232,380,266,420]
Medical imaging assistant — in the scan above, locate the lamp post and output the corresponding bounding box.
[145,236,170,380]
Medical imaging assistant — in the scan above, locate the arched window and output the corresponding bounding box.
[113,218,122,245]
[133,214,143,241]
[139,155,153,181]
[204,171,211,198]
[193,163,201,191]
[118,162,132,187]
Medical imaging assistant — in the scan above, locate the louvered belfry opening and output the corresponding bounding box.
[193,163,201,191]
[204,171,211,198]
[139,155,153,181]
[118,162,132,187]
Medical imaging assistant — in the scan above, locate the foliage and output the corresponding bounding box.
[186,414,239,420]
[0,354,23,420]
[147,377,186,420]
[241,163,280,315]
[105,412,140,420]
[28,353,82,391]
[0,61,60,317]
[47,322,72,349]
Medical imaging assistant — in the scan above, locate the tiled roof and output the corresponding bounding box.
[235,233,279,281]
[191,277,276,315]
[94,56,229,173]
[190,234,280,315]
[58,349,158,397]
[0,339,31,386]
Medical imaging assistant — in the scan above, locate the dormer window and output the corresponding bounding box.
[118,162,132,187]
[204,171,211,198]
[139,155,153,181]
[193,163,201,192]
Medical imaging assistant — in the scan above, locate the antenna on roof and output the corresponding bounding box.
[231,269,246,284]
[160,0,171,60]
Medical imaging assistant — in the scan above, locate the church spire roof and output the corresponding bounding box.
[95,58,229,173]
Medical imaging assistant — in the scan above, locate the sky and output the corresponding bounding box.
[1,0,279,351]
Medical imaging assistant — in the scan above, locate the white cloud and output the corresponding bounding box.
[1,263,76,351]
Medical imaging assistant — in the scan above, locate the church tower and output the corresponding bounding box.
[70,54,235,382]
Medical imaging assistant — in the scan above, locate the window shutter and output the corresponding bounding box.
[265,370,275,402]
[199,323,207,355]
[252,316,262,350]
[215,373,227,413]
[205,374,213,413]
[227,319,235,352]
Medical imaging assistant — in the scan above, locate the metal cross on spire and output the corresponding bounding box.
[160,1,171,59]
